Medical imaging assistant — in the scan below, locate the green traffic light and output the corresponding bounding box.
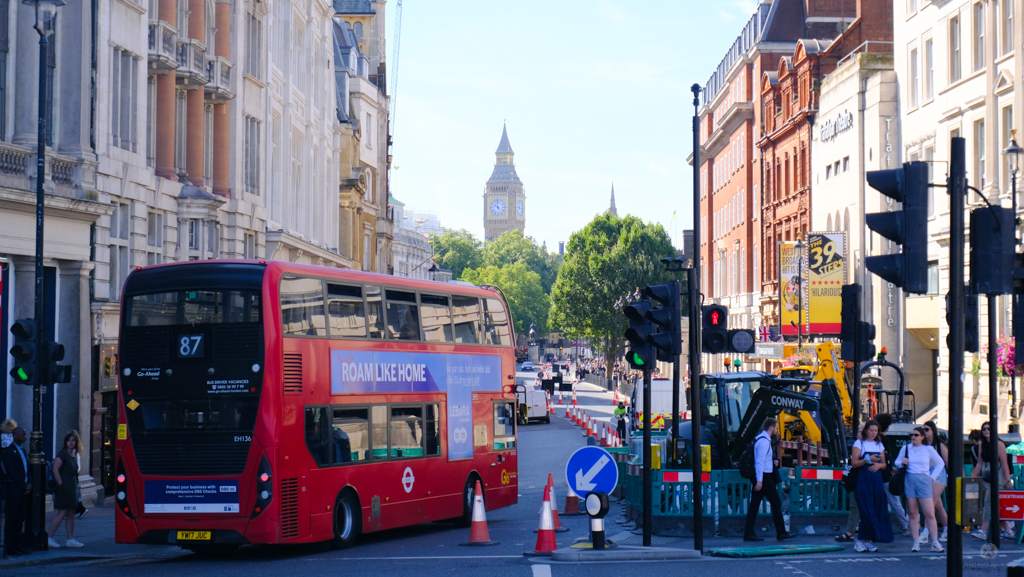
[631,352,645,366]
[13,367,28,382]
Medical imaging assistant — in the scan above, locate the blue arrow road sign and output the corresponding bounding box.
[565,446,618,496]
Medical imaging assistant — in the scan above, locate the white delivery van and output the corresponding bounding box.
[628,377,687,433]
[514,382,550,424]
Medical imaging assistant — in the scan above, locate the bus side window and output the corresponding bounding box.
[493,402,516,450]
[482,298,512,346]
[425,404,440,456]
[451,296,481,344]
[304,406,330,466]
[332,407,369,463]
[280,276,327,336]
[420,294,453,343]
[326,283,367,338]
[365,285,385,339]
[390,406,423,458]
[385,290,420,341]
[370,405,388,459]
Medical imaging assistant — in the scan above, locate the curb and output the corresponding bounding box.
[550,545,702,562]
[0,555,106,570]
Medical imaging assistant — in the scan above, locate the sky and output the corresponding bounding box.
[388,0,761,252]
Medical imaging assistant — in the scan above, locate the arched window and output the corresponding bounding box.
[353,22,363,41]
[826,213,832,231]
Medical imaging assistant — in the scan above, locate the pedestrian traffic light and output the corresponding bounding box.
[947,287,980,353]
[644,281,681,357]
[43,340,72,384]
[856,321,876,363]
[840,284,860,362]
[624,301,655,369]
[9,319,37,386]
[865,161,929,293]
[970,206,1014,296]
[702,304,728,354]
[727,329,755,355]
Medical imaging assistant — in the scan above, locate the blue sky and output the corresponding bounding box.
[388,0,759,251]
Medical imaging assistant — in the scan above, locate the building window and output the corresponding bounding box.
[974,2,985,72]
[245,11,263,80]
[362,232,371,271]
[188,219,199,250]
[974,119,986,188]
[353,21,363,41]
[1003,106,1014,192]
[146,76,156,166]
[244,115,260,195]
[1004,0,1014,56]
[109,201,131,300]
[111,46,139,152]
[203,104,213,188]
[244,232,256,259]
[909,48,919,108]
[950,15,961,82]
[843,156,850,172]
[146,211,163,265]
[927,260,939,294]
[365,113,372,148]
[174,89,187,178]
[826,164,832,180]
[924,38,934,100]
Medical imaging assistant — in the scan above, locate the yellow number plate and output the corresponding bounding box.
[176,531,211,541]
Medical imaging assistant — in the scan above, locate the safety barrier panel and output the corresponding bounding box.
[655,470,716,516]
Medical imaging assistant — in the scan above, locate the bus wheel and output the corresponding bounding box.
[331,490,361,550]
[453,475,480,528]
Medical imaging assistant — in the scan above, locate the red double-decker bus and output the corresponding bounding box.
[113,260,519,550]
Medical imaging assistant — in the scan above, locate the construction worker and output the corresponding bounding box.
[614,402,627,441]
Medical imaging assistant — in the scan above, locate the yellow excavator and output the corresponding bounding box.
[775,342,854,444]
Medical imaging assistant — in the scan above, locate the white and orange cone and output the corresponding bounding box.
[564,404,571,419]
[546,474,569,533]
[525,485,558,556]
[562,483,584,515]
[571,389,578,405]
[461,480,499,546]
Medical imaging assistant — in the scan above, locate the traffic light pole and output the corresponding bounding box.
[642,368,652,547]
[948,136,967,577]
[689,83,704,554]
[988,294,1000,549]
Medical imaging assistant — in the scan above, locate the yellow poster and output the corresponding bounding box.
[779,241,804,336]
[807,232,846,335]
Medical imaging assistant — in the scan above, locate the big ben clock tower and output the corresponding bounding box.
[483,123,526,241]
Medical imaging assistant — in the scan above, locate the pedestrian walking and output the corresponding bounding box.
[47,430,84,548]
[852,419,893,552]
[2,428,30,555]
[971,422,1014,540]
[743,418,794,542]
[874,414,910,536]
[920,420,949,542]
[895,427,945,553]
[0,419,17,449]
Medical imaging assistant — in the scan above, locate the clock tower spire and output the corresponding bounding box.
[483,123,526,241]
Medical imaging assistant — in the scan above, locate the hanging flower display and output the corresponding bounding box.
[781,348,816,368]
[982,335,1021,378]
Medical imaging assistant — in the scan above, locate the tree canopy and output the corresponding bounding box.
[548,213,675,367]
[429,229,482,280]
[461,262,549,336]
[480,230,560,293]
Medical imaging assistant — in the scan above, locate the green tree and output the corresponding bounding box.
[461,262,549,336]
[482,230,558,292]
[548,213,675,378]
[430,229,483,279]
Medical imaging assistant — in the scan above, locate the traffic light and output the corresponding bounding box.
[702,305,728,354]
[9,319,37,386]
[644,282,681,357]
[43,340,72,384]
[624,301,655,369]
[856,321,876,363]
[865,161,929,293]
[947,287,980,353]
[970,206,1014,296]
[727,329,755,355]
[840,284,860,362]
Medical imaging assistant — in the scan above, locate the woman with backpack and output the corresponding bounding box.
[895,426,944,552]
[47,431,83,548]
[851,419,893,552]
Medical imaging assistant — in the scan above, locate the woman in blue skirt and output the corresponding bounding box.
[852,419,893,552]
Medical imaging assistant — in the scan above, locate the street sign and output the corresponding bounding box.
[1000,491,1024,520]
[565,446,618,496]
[752,343,784,359]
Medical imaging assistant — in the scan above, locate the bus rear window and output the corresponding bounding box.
[126,290,260,326]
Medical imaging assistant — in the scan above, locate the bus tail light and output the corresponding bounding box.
[116,461,134,519]
[252,454,273,518]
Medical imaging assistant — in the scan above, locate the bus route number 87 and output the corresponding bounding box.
[178,335,205,358]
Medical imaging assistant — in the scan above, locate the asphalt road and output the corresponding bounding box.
[9,368,1024,576]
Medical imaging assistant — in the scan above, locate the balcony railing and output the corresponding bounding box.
[176,38,208,87]
[147,20,178,71]
[0,141,92,199]
[204,56,234,102]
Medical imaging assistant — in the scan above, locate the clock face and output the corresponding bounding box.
[516,199,524,217]
[490,198,506,216]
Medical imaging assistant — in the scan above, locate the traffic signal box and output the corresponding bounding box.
[9,319,37,386]
[702,305,728,355]
[624,301,655,369]
[947,287,979,354]
[970,207,1014,296]
[865,162,929,294]
[645,282,681,361]
[840,284,876,363]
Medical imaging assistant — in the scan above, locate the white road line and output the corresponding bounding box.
[532,565,552,577]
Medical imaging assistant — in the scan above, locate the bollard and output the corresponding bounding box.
[585,491,610,550]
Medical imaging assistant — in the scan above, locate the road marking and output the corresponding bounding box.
[313,555,523,560]
[532,565,552,577]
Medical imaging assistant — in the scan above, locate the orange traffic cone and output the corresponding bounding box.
[562,483,584,515]
[461,480,499,546]
[546,474,569,533]
[611,390,618,405]
[564,404,571,419]
[571,390,578,405]
[549,402,554,415]
[601,425,608,447]
[525,485,558,556]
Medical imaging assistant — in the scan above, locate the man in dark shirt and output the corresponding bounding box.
[2,428,31,555]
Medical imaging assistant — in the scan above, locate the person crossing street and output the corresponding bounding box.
[743,418,794,542]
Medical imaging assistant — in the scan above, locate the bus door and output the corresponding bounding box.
[382,404,441,527]
[488,399,518,506]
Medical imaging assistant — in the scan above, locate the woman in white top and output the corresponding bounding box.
[896,426,945,552]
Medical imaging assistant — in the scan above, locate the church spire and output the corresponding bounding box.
[495,123,514,155]
[608,183,618,217]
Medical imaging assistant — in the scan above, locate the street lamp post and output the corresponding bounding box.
[794,239,805,351]
[23,0,64,551]
[1003,131,1022,432]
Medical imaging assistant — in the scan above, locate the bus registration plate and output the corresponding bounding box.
[176,531,211,541]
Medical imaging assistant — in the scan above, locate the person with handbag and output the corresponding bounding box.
[895,427,944,552]
[921,420,949,542]
[851,419,893,552]
[971,422,1014,540]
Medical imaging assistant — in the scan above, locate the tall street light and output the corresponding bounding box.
[1003,130,1022,432]
[794,239,805,351]
[23,0,64,551]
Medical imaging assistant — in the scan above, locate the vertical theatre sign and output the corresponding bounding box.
[806,232,846,335]
[779,241,805,336]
